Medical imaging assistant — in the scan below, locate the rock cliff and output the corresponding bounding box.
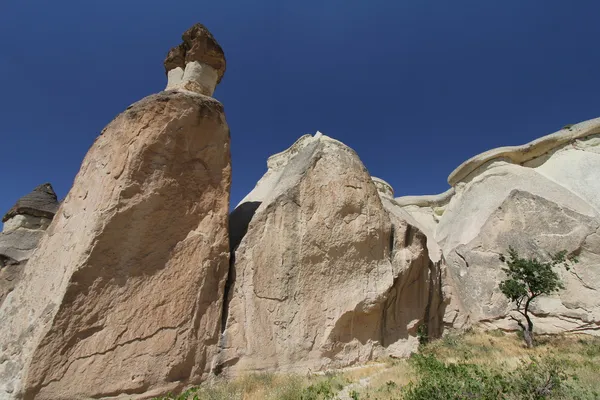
[397,119,600,335]
[218,133,447,376]
[0,25,231,400]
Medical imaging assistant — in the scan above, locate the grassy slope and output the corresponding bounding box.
[155,331,600,400]
[357,330,600,400]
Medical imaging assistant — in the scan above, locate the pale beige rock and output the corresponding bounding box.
[394,188,455,208]
[444,190,600,334]
[166,61,220,96]
[398,117,600,335]
[2,215,52,233]
[0,90,231,399]
[379,197,468,330]
[371,177,394,198]
[393,188,455,256]
[218,133,446,376]
[448,117,600,185]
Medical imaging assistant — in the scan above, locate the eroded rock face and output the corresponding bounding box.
[2,184,58,224]
[164,23,226,96]
[396,118,600,335]
[218,133,446,376]
[0,184,59,307]
[0,58,231,400]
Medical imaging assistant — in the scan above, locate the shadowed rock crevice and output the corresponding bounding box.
[218,132,448,374]
[221,201,261,334]
[229,202,262,255]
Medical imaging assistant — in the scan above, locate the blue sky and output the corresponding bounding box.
[1,0,600,218]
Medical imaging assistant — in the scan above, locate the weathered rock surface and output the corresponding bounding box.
[0,184,59,307]
[2,19,599,400]
[217,133,446,376]
[397,118,600,334]
[0,26,231,400]
[2,184,58,224]
[164,23,226,96]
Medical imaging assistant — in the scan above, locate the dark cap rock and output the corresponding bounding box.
[3,183,59,222]
[164,23,226,83]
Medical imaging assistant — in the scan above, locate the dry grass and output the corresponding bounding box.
[355,330,600,399]
[156,331,600,400]
[155,371,350,400]
[337,362,389,382]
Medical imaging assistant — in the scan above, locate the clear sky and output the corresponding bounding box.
[1,0,600,219]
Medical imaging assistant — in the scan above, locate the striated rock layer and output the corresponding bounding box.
[0,184,59,307]
[217,133,448,376]
[396,118,600,335]
[0,24,231,400]
[164,23,226,96]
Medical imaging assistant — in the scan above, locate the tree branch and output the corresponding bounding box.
[509,315,526,331]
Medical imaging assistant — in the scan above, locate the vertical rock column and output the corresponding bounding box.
[219,134,447,375]
[164,23,226,96]
[0,23,231,400]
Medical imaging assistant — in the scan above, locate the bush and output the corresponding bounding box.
[401,354,586,400]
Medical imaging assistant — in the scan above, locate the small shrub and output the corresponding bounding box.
[301,381,332,399]
[416,324,428,346]
[401,353,582,400]
[498,247,577,348]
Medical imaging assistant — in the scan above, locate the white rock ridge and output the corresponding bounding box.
[166,61,219,96]
[394,117,600,335]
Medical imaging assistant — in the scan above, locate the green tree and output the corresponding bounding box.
[498,247,577,348]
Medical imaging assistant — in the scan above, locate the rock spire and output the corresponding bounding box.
[0,24,231,399]
[164,23,226,96]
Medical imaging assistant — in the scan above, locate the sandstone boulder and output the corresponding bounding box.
[0,184,59,307]
[0,26,231,400]
[217,133,447,376]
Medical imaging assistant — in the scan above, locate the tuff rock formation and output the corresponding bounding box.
[217,132,447,376]
[0,25,231,400]
[396,118,600,335]
[2,19,600,400]
[164,23,226,96]
[0,184,59,306]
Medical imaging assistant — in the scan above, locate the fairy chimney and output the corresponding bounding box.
[164,23,226,96]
